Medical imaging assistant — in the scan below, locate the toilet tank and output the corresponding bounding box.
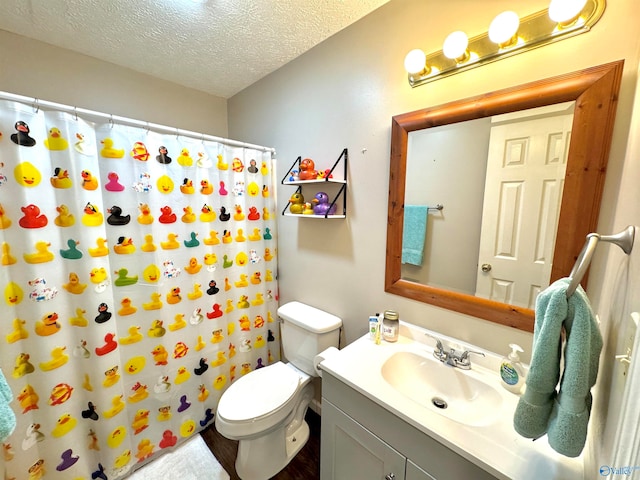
[277,301,342,376]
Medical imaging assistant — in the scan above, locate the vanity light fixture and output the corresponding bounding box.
[404,0,605,88]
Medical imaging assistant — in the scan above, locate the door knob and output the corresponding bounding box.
[481,263,492,272]
[385,474,396,480]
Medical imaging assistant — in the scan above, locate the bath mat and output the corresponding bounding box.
[128,434,230,480]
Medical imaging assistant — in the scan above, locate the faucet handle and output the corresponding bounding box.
[460,349,485,361]
[424,333,444,353]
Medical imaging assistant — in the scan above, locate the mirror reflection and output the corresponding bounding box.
[402,102,575,310]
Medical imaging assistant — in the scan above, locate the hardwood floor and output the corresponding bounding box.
[201,409,321,480]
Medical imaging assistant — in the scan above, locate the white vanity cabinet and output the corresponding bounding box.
[320,371,497,480]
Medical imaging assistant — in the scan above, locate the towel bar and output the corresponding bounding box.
[566,225,635,297]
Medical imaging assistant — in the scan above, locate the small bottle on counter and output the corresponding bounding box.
[382,310,399,342]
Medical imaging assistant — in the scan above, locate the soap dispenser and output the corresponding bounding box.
[500,344,525,394]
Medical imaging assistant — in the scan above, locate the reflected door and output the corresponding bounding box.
[475,109,572,308]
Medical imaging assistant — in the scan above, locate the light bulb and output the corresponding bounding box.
[443,31,469,62]
[404,49,427,75]
[489,11,520,47]
[548,0,588,24]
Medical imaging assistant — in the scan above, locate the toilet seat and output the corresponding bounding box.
[216,362,307,437]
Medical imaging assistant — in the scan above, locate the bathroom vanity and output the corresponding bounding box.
[318,322,584,480]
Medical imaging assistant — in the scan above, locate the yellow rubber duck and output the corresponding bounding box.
[250,272,262,285]
[88,237,109,257]
[106,424,127,449]
[50,167,72,188]
[235,274,249,288]
[302,202,315,215]
[198,384,209,402]
[168,314,187,331]
[181,206,196,223]
[118,297,137,316]
[54,204,75,227]
[288,192,305,214]
[39,346,69,371]
[222,230,232,244]
[103,395,126,419]
[261,160,269,175]
[128,383,149,403]
[195,335,206,351]
[266,269,274,281]
[204,253,217,268]
[69,307,88,327]
[161,233,180,250]
[103,366,121,388]
[248,228,262,241]
[263,207,272,220]
[184,257,202,274]
[217,154,228,170]
[119,326,143,345]
[2,242,17,265]
[224,277,232,291]
[151,345,168,365]
[233,205,245,221]
[180,178,195,194]
[200,179,213,195]
[81,170,99,191]
[135,438,155,462]
[199,204,216,222]
[13,353,35,378]
[148,319,166,338]
[137,203,154,225]
[255,335,266,348]
[114,450,132,470]
[89,267,109,285]
[113,236,136,254]
[100,138,125,158]
[187,283,203,300]
[23,241,54,264]
[174,366,190,384]
[264,248,274,261]
[214,374,227,391]
[143,264,160,283]
[141,234,157,252]
[6,318,29,343]
[0,204,12,229]
[225,299,234,314]
[235,229,246,242]
[177,148,194,167]
[51,413,77,437]
[204,230,220,245]
[44,127,69,150]
[142,292,163,311]
[82,203,103,226]
[166,287,182,305]
[251,293,265,306]
[211,351,227,367]
[125,356,146,375]
[131,408,150,434]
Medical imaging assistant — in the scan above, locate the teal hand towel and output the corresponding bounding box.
[0,368,16,442]
[513,278,602,457]
[402,205,428,266]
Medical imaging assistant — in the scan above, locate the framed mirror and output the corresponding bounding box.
[385,61,624,332]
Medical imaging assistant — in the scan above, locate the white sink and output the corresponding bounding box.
[381,350,503,427]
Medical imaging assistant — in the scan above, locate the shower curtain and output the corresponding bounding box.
[0,97,280,479]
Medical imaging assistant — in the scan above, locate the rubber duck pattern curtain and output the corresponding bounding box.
[0,98,280,480]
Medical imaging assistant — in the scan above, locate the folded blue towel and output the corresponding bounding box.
[513,278,602,457]
[0,368,16,442]
[402,205,429,266]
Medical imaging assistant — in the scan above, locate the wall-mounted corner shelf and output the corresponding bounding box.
[281,148,348,219]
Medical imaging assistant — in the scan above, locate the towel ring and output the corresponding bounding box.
[566,225,635,297]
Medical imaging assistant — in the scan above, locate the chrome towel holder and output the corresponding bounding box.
[566,225,636,297]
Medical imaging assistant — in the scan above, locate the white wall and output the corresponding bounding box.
[0,29,228,136]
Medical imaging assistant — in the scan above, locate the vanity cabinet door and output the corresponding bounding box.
[321,400,406,480]
[406,460,437,480]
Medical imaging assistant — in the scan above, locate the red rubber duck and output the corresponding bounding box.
[158,206,177,224]
[206,303,224,319]
[95,332,118,356]
[19,204,48,228]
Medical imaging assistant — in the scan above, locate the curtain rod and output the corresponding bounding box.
[0,90,276,154]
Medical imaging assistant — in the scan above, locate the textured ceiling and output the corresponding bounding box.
[0,0,389,98]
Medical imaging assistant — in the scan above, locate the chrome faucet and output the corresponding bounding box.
[425,334,485,370]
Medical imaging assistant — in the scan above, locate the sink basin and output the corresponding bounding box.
[381,351,503,426]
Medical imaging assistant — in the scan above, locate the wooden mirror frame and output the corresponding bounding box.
[385,60,624,332]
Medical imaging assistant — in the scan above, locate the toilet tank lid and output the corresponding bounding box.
[277,301,342,333]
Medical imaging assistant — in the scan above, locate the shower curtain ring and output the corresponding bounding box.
[145,122,150,134]
[73,107,78,121]
[32,98,40,113]
[109,115,114,128]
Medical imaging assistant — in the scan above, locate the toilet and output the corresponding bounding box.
[215,301,342,480]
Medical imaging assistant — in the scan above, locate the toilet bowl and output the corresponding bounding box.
[214,301,342,480]
[215,362,313,480]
